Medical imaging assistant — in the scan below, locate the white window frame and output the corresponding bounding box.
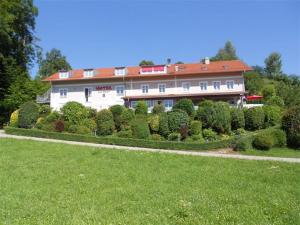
[213,81,221,90]
[199,81,208,91]
[158,83,166,93]
[83,70,94,78]
[59,88,68,98]
[182,82,190,92]
[114,68,126,76]
[164,99,174,111]
[141,84,149,94]
[115,85,125,96]
[84,87,92,102]
[226,80,234,90]
[59,72,69,79]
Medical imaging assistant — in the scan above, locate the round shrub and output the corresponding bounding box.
[158,112,170,138]
[212,102,231,134]
[96,109,115,136]
[61,101,89,125]
[80,118,97,133]
[173,98,195,117]
[54,120,65,132]
[120,108,135,129]
[35,117,45,129]
[233,137,252,151]
[135,101,148,115]
[271,129,287,147]
[168,132,181,141]
[233,128,246,135]
[18,101,40,128]
[189,120,202,136]
[68,125,91,135]
[202,128,218,141]
[167,110,189,132]
[150,134,163,141]
[252,133,274,150]
[117,129,133,138]
[263,105,282,127]
[196,100,216,128]
[282,106,300,148]
[110,105,125,131]
[244,107,265,131]
[45,111,61,123]
[130,118,150,139]
[191,134,204,142]
[148,115,160,132]
[266,96,284,108]
[231,108,245,130]
[86,107,97,119]
[9,109,19,127]
[152,103,165,114]
[39,105,51,117]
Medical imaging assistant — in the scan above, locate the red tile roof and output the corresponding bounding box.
[44,60,252,82]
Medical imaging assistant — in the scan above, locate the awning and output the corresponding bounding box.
[246,95,263,101]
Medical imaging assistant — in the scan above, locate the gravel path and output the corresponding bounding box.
[1,130,299,163]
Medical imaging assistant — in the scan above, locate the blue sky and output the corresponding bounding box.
[31,0,300,76]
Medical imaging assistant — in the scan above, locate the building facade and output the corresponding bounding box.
[44,60,252,111]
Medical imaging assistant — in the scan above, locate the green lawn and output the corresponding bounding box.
[0,138,299,225]
[241,147,300,158]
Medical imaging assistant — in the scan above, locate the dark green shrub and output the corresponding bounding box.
[117,129,133,138]
[212,102,231,134]
[263,105,282,127]
[150,134,163,141]
[168,110,189,132]
[191,134,204,142]
[148,115,159,132]
[96,109,115,136]
[190,120,202,136]
[80,118,97,133]
[110,105,124,131]
[244,107,265,131]
[173,98,195,117]
[68,125,91,135]
[86,107,97,119]
[233,128,246,135]
[262,84,275,100]
[233,136,252,151]
[271,129,287,147]
[196,100,216,128]
[168,132,181,141]
[282,106,300,148]
[40,123,55,132]
[61,101,89,125]
[130,118,150,139]
[252,133,274,150]
[266,96,284,108]
[120,108,135,129]
[202,128,218,141]
[45,111,61,123]
[231,108,245,130]
[152,103,165,114]
[39,105,51,117]
[54,120,65,132]
[135,101,148,115]
[18,101,40,128]
[158,112,170,138]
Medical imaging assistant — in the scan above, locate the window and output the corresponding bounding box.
[141,84,149,94]
[182,82,190,92]
[59,71,69,79]
[140,65,166,74]
[213,81,221,90]
[59,88,68,98]
[158,84,166,93]
[164,99,173,110]
[83,69,94,78]
[84,87,92,102]
[115,67,126,76]
[131,101,137,108]
[200,82,208,91]
[146,100,154,108]
[116,85,124,96]
[226,80,234,89]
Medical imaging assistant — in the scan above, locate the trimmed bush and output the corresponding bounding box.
[68,125,91,135]
[244,107,265,131]
[282,106,300,148]
[158,112,170,138]
[45,111,61,123]
[86,107,97,119]
[18,101,40,128]
[152,103,165,114]
[252,133,274,150]
[212,102,231,134]
[173,98,195,117]
[231,108,245,130]
[191,134,204,142]
[148,115,160,132]
[135,101,148,115]
[61,101,89,125]
[190,120,202,136]
[80,118,97,133]
[233,128,246,135]
[39,105,51,117]
[233,136,253,151]
[168,132,181,141]
[9,109,19,127]
[96,109,115,136]
[120,108,135,129]
[130,117,150,139]
[202,128,218,141]
[271,129,287,147]
[150,134,163,141]
[117,129,133,138]
[263,105,282,127]
[196,100,216,128]
[110,105,124,131]
[54,120,65,132]
[168,110,189,132]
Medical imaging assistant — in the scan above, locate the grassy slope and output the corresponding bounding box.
[241,148,300,158]
[0,138,299,225]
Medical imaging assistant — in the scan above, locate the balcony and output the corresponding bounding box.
[36,89,51,104]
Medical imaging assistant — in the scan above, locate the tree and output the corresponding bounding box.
[264,52,282,78]
[173,98,195,118]
[37,48,72,79]
[175,61,184,64]
[210,41,238,61]
[244,72,264,95]
[139,60,154,66]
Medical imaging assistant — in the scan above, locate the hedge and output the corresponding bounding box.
[4,127,234,151]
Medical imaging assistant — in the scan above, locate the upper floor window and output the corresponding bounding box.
[59,71,69,79]
[140,65,167,75]
[213,81,221,90]
[116,85,125,96]
[158,84,166,93]
[115,67,126,76]
[200,82,208,91]
[182,82,190,92]
[83,69,94,78]
[59,88,68,98]
[226,80,234,89]
[84,87,92,102]
[141,84,149,94]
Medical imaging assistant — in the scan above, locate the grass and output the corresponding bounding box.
[0,138,299,225]
[241,147,300,158]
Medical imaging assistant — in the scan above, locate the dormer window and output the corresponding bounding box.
[140,65,167,75]
[115,67,126,76]
[83,69,94,78]
[59,71,69,79]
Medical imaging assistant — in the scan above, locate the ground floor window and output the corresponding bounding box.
[116,85,124,96]
[84,87,92,102]
[164,99,173,110]
[59,88,68,98]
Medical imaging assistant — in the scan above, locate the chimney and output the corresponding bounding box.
[175,65,179,72]
[204,57,210,65]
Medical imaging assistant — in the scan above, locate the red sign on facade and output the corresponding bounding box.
[96,86,112,91]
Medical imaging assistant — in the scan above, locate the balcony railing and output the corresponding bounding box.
[36,89,51,104]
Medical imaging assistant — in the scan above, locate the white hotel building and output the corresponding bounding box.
[41,59,252,111]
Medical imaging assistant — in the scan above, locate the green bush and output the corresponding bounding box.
[135,101,148,115]
[40,123,55,132]
[231,108,245,130]
[202,128,218,141]
[158,112,170,138]
[68,125,91,135]
[45,111,61,123]
[233,136,252,151]
[263,105,282,127]
[168,132,181,141]
[80,118,97,133]
[179,124,189,140]
[262,84,275,100]
[39,105,51,117]
[173,98,195,117]
[110,105,124,131]
[168,110,189,132]
[252,133,274,150]
[35,117,44,129]
[196,100,216,128]
[282,106,300,148]
[150,134,163,141]
[96,109,115,136]
[271,129,287,147]
[148,115,160,132]
[120,108,135,129]
[190,120,202,136]
[266,96,284,108]
[212,102,231,134]
[86,107,97,119]
[9,109,19,127]
[61,101,89,125]
[233,128,246,135]
[130,117,150,139]
[244,107,265,131]
[18,101,40,129]
[116,129,133,138]
[152,103,165,114]
[191,134,204,142]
